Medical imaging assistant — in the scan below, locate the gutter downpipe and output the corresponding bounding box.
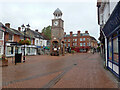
[101,29,108,68]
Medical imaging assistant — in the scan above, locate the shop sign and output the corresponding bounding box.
[102,2,120,37]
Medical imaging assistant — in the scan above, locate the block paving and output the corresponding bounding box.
[2,53,118,88]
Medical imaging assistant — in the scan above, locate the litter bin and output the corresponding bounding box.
[15,53,22,64]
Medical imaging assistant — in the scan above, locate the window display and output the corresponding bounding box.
[109,38,112,60]
[113,37,118,63]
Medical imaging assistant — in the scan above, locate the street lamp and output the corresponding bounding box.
[21,24,30,63]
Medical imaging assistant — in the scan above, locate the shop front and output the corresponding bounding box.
[21,45,36,56]
[107,31,120,77]
[5,42,15,57]
[102,2,120,78]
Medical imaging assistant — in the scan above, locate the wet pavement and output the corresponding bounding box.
[2,53,118,88]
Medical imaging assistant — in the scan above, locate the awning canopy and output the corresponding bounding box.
[102,1,120,37]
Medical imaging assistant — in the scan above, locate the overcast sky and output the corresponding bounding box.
[0,0,100,40]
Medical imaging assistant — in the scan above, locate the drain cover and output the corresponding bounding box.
[74,64,77,65]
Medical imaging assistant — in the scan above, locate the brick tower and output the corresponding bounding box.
[50,8,65,56]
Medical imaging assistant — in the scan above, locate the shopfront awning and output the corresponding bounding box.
[102,1,120,37]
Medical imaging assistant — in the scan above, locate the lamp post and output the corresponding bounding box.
[21,24,30,63]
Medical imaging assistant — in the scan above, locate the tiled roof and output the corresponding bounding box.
[5,27,14,35]
[90,36,97,41]
[10,28,23,36]
[39,33,50,40]
[26,29,44,39]
[0,22,5,32]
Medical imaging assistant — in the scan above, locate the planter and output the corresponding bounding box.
[2,59,8,66]
[2,55,8,67]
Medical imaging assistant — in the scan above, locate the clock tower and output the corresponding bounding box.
[50,8,65,56]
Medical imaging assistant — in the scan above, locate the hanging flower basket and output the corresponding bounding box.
[19,40,31,45]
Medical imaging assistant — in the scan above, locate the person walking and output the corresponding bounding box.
[93,48,94,54]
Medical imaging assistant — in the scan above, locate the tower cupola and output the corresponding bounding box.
[53,8,62,19]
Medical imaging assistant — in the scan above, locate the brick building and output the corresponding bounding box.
[4,23,36,57]
[64,31,98,53]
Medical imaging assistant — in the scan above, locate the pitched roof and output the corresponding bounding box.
[10,28,23,36]
[26,29,44,39]
[53,8,62,16]
[0,22,5,32]
[39,33,50,40]
[0,24,15,35]
[90,36,97,41]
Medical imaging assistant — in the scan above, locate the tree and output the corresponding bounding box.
[42,26,51,40]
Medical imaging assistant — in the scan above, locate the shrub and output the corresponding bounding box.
[71,50,75,54]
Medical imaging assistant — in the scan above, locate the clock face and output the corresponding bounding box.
[54,21,59,26]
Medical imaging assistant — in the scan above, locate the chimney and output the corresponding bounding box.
[85,31,88,33]
[18,27,21,31]
[35,29,38,32]
[5,23,10,28]
[77,30,80,36]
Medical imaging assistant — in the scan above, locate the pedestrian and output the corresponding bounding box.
[93,48,94,54]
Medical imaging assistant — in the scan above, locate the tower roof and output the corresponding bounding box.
[53,8,62,16]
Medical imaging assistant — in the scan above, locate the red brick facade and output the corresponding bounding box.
[64,31,98,52]
[5,23,35,45]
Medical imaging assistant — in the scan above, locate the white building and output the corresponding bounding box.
[26,29,48,55]
[97,0,120,78]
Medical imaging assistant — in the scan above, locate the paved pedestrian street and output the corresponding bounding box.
[2,53,118,88]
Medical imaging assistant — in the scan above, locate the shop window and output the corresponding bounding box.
[7,46,14,55]
[109,38,112,60]
[18,47,21,54]
[27,47,30,53]
[113,37,118,63]
[40,41,42,46]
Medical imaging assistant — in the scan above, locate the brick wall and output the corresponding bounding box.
[14,34,20,42]
[64,31,98,52]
